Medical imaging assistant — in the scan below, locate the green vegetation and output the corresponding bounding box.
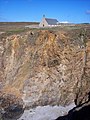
[37,25,82,31]
[6,28,26,34]
[5,28,30,35]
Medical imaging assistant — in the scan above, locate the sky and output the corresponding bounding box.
[0,0,90,23]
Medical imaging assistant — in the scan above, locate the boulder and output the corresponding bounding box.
[0,94,24,120]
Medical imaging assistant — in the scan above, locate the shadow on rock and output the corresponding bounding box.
[0,94,24,120]
[2,104,24,120]
[56,101,90,120]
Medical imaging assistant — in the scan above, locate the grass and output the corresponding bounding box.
[6,25,81,33]
[7,28,27,33]
[1,24,90,38]
[4,28,30,36]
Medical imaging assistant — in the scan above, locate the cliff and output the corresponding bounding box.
[0,27,90,119]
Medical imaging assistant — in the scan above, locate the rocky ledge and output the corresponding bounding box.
[0,94,24,120]
[56,92,90,120]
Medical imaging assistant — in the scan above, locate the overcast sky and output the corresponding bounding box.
[0,0,90,23]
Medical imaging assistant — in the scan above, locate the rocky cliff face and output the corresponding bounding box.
[0,28,90,110]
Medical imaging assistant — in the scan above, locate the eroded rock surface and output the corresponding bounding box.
[0,94,24,120]
[0,28,90,110]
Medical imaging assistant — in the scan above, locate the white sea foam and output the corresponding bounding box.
[18,103,75,120]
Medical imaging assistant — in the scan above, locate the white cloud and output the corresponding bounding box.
[86,10,90,14]
[60,21,69,23]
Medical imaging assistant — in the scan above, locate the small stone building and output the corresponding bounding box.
[39,15,59,27]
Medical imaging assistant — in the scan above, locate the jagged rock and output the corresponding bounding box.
[2,104,24,120]
[0,94,24,120]
[56,92,90,120]
[0,28,90,108]
[56,101,90,120]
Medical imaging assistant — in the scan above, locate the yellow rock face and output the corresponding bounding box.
[0,28,90,107]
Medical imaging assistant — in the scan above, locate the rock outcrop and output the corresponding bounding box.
[56,92,90,120]
[0,94,24,120]
[0,27,90,116]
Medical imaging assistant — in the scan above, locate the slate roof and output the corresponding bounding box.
[45,18,58,25]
